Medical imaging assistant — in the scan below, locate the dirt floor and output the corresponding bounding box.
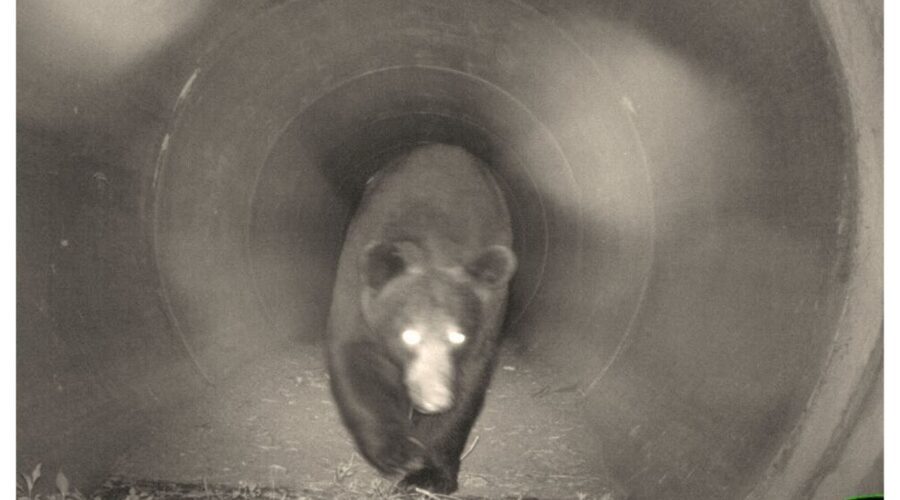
[109,342,623,499]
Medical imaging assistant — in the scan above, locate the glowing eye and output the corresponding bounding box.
[447,330,466,345]
[401,329,422,346]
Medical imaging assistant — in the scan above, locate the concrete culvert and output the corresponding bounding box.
[17,1,882,499]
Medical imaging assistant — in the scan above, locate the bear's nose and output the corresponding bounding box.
[416,400,447,414]
[408,375,454,414]
[413,391,453,414]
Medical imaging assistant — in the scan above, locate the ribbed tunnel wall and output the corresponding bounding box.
[17,1,882,498]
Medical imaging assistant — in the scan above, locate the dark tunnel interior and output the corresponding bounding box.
[16,1,882,499]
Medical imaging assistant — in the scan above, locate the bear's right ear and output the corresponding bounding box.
[359,242,406,291]
[465,245,517,288]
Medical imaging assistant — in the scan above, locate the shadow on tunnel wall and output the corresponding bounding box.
[17,0,882,498]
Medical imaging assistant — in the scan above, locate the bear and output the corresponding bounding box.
[325,143,517,494]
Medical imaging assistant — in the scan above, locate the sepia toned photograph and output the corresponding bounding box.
[16,1,883,499]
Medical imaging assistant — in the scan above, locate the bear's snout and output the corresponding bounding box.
[405,344,454,414]
[412,385,453,414]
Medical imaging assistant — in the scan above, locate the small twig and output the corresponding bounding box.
[414,487,441,499]
[460,435,480,461]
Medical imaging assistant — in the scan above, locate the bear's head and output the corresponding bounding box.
[359,240,517,414]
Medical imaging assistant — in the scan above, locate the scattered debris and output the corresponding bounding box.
[530,383,580,398]
[101,348,617,499]
[460,435,480,461]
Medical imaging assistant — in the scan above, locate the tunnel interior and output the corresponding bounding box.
[16,1,881,499]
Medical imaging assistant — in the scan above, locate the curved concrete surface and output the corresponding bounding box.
[17,1,881,498]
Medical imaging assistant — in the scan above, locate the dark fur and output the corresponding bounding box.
[326,144,516,493]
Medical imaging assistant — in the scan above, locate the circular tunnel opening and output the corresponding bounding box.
[17,1,880,499]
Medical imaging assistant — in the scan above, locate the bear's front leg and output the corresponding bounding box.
[328,340,427,476]
[399,355,498,494]
[398,408,469,494]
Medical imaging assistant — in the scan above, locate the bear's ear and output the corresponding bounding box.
[359,242,406,291]
[465,245,517,287]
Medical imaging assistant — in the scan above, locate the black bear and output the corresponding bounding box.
[326,144,517,493]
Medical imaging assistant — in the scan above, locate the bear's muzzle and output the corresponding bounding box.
[405,343,454,414]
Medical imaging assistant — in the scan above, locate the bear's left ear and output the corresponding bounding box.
[359,242,406,291]
[465,245,517,287]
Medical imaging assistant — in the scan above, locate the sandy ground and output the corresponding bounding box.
[110,342,622,499]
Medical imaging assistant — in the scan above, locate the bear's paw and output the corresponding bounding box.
[398,466,458,495]
[370,435,427,477]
